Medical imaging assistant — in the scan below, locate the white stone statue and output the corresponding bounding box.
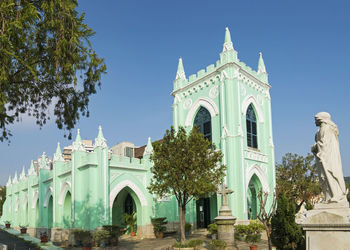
[311,112,347,204]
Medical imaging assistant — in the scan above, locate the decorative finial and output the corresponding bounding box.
[258,51,267,74]
[175,57,186,81]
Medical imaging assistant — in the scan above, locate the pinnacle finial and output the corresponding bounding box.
[95,125,107,148]
[54,142,64,161]
[222,27,234,52]
[7,175,12,186]
[175,58,186,80]
[97,125,104,138]
[143,137,154,156]
[258,51,267,74]
[75,128,82,142]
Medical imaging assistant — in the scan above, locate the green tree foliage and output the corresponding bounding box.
[0,186,6,216]
[276,153,321,213]
[148,126,226,243]
[271,194,305,250]
[0,0,106,141]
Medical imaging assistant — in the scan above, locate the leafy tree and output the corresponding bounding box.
[271,194,305,250]
[0,186,6,216]
[148,126,226,243]
[0,0,106,141]
[276,153,321,213]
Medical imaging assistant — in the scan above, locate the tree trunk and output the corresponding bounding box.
[266,226,272,250]
[178,202,186,243]
[181,205,186,243]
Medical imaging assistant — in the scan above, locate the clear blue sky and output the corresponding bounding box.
[1,0,349,185]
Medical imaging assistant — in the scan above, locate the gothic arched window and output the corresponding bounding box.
[246,104,258,149]
[194,107,212,142]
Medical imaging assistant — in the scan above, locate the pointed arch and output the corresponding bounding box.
[43,187,53,207]
[185,97,219,127]
[241,95,264,123]
[109,180,147,208]
[246,164,269,193]
[32,191,39,209]
[58,181,71,205]
[22,194,28,210]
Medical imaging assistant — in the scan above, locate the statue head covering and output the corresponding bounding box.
[315,112,339,136]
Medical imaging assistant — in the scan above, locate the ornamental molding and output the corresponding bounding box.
[183,98,192,110]
[185,97,219,127]
[241,95,265,123]
[172,62,270,97]
[110,172,122,184]
[246,163,270,193]
[109,180,148,208]
[244,149,268,163]
[209,86,219,99]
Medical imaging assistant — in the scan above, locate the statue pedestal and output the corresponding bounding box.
[215,205,237,249]
[297,201,350,250]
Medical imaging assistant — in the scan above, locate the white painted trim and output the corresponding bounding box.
[23,194,28,210]
[246,164,270,193]
[185,97,219,127]
[109,180,147,208]
[32,191,38,209]
[241,95,265,123]
[15,197,19,212]
[58,181,71,205]
[43,187,53,208]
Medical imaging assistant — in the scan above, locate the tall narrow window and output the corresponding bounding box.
[194,107,212,142]
[246,104,258,149]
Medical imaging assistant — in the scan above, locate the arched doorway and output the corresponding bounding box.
[247,174,262,219]
[35,199,39,227]
[111,187,140,233]
[48,196,53,228]
[63,192,72,228]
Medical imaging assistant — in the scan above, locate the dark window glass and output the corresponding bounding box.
[194,107,212,143]
[246,104,258,149]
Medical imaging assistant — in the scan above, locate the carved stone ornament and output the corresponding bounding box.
[209,85,219,99]
[183,98,192,110]
[240,85,246,96]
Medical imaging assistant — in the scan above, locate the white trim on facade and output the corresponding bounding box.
[58,181,71,205]
[185,97,219,126]
[241,95,265,123]
[109,180,147,208]
[246,163,270,193]
[43,187,53,208]
[32,191,39,209]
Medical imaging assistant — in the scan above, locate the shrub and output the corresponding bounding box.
[271,194,305,250]
[93,230,111,246]
[72,229,91,246]
[151,217,168,233]
[173,239,203,249]
[185,223,192,232]
[208,223,218,235]
[208,239,227,250]
[123,212,137,233]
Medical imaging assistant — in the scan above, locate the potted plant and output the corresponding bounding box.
[208,239,227,250]
[173,239,203,250]
[151,217,167,239]
[4,221,10,229]
[208,223,218,239]
[102,225,120,246]
[245,222,264,250]
[234,224,248,241]
[93,229,111,247]
[185,223,192,236]
[123,212,137,236]
[40,231,49,243]
[19,225,27,234]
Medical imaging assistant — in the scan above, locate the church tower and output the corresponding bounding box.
[172,27,275,223]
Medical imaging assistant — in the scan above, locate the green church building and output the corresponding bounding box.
[1,28,275,241]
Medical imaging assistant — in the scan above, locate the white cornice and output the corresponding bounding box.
[171,62,270,97]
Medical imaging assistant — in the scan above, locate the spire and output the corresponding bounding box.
[143,137,153,157]
[257,52,267,74]
[28,160,35,176]
[222,27,234,52]
[54,142,64,162]
[175,58,186,81]
[20,166,26,180]
[95,125,107,148]
[6,175,11,186]
[40,152,50,170]
[13,171,18,184]
[73,128,85,151]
